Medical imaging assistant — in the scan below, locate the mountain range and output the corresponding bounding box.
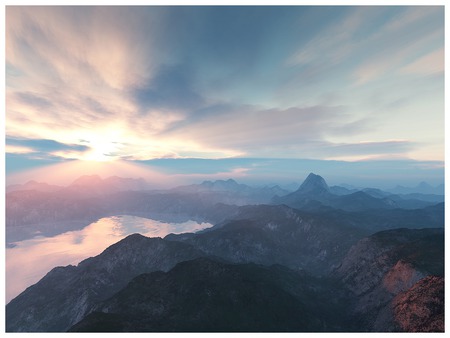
[6,173,443,243]
[5,173,445,332]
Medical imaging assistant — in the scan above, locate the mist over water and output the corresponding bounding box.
[6,215,213,303]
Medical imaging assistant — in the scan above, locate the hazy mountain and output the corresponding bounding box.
[6,234,205,332]
[5,176,291,243]
[329,185,357,195]
[330,185,443,208]
[6,180,63,193]
[6,179,240,242]
[388,182,444,195]
[67,175,149,195]
[171,179,290,205]
[273,173,443,212]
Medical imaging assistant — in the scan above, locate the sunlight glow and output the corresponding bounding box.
[6,160,180,188]
[77,129,124,162]
[83,140,120,162]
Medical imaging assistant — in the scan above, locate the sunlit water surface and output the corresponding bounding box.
[6,215,212,303]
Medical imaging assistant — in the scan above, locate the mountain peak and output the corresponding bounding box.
[70,175,103,186]
[297,173,330,194]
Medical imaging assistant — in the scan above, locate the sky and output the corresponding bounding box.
[4,5,445,188]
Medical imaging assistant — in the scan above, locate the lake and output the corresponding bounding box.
[6,215,213,303]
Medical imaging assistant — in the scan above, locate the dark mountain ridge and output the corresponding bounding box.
[69,257,350,332]
[6,235,205,332]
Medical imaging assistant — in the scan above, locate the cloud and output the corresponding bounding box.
[286,6,443,86]
[400,47,444,75]
[160,104,386,159]
[6,138,89,153]
[351,7,443,84]
[6,137,91,160]
[14,92,53,109]
[325,140,414,158]
[131,63,204,112]
[287,7,375,67]
[5,6,444,165]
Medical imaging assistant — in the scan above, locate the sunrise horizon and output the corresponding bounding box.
[5,5,445,189]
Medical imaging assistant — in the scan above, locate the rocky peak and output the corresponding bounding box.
[297,173,330,195]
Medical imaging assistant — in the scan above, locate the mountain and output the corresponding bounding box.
[5,181,240,242]
[67,175,149,195]
[6,235,205,332]
[6,173,444,332]
[6,176,286,240]
[391,276,444,332]
[273,173,397,212]
[7,208,444,332]
[69,258,349,332]
[331,191,397,212]
[171,179,290,205]
[335,228,444,331]
[7,174,444,244]
[389,182,444,195]
[173,178,244,193]
[296,172,330,195]
[329,185,357,195]
[166,204,370,275]
[272,173,332,207]
[330,185,443,208]
[6,180,63,193]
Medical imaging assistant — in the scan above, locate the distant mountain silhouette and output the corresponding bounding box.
[6,180,63,193]
[171,179,290,205]
[297,173,330,194]
[388,182,444,195]
[273,173,397,212]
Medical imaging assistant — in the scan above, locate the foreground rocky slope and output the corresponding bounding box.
[6,235,204,332]
[7,225,443,332]
[392,276,444,332]
[335,228,444,331]
[69,258,350,332]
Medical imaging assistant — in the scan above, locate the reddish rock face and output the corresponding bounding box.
[393,276,444,332]
[382,260,425,295]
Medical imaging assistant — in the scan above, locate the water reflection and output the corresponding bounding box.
[6,215,212,303]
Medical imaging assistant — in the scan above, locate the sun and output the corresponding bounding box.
[83,140,119,162]
[79,132,122,162]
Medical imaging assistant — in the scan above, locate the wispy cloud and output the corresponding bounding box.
[351,7,443,84]
[5,6,445,166]
[400,47,444,75]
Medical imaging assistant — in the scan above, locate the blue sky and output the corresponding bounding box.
[5,6,445,187]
